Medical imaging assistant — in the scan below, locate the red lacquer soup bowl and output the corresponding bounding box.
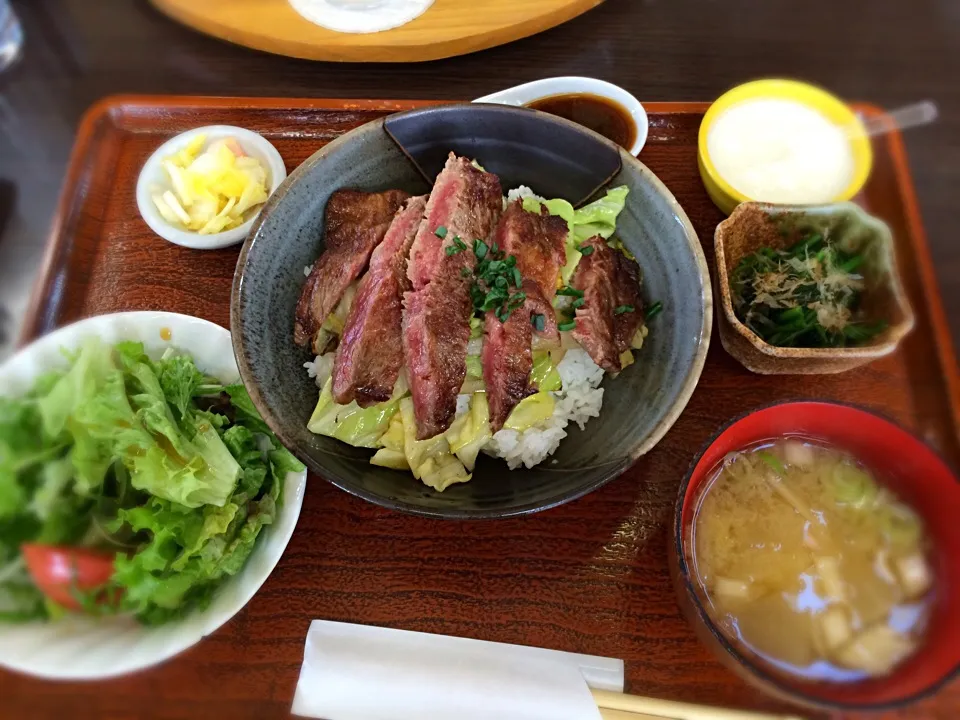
[670,401,960,711]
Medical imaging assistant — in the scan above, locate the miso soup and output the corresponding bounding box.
[690,438,934,681]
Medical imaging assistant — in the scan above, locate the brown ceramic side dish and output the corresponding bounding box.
[714,202,915,374]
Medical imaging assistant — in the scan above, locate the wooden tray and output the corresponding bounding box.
[149,0,605,63]
[7,96,960,720]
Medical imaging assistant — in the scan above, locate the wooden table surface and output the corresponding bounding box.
[0,1,958,719]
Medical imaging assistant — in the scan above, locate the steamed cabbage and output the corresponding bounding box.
[445,393,491,471]
[307,379,399,449]
[399,398,470,492]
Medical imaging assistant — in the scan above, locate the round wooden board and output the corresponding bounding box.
[149,0,605,63]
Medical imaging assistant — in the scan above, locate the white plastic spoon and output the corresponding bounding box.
[855,100,938,137]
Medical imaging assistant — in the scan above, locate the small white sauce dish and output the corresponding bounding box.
[475,77,649,155]
[135,125,287,251]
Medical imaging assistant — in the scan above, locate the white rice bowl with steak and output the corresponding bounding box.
[295,154,656,492]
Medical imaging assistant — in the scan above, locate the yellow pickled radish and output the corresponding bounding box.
[153,134,269,233]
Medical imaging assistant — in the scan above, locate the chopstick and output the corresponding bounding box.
[592,690,807,720]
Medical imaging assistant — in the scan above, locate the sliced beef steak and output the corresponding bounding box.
[570,236,620,372]
[407,154,503,291]
[402,269,475,439]
[492,200,568,301]
[294,188,410,350]
[612,252,645,353]
[482,202,568,431]
[569,236,644,372]
[331,196,427,407]
[403,155,503,439]
[483,280,559,431]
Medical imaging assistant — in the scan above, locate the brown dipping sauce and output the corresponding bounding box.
[527,93,637,150]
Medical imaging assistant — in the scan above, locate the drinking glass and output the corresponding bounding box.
[0,0,23,73]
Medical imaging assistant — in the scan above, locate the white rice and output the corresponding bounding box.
[485,349,605,470]
[303,352,334,388]
[505,185,544,205]
[303,264,313,277]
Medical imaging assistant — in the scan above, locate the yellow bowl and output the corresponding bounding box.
[698,79,873,215]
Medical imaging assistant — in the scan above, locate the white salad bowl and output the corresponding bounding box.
[0,311,307,680]
[136,125,287,250]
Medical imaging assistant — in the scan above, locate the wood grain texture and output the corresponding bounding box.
[6,97,960,720]
[148,0,605,62]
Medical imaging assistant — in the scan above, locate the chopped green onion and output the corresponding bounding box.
[470,284,485,307]
[572,297,585,309]
[556,286,584,298]
[558,320,576,332]
[480,288,507,311]
[491,242,499,255]
[511,267,522,288]
[461,267,472,278]
[473,239,488,259]
[578,244,594,256]
[435,226,448,239]
[445,237,468,256]
[614,305,635,315]
[645,300,663,320]
[532,314,546,332]
[758,451,786,476]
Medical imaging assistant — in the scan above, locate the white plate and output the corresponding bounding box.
[135,125,287,250]
[475,77,649,156]
[0,311,307,679]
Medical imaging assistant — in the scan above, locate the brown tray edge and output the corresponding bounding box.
[879,123,960,435]
[20,96,960,439]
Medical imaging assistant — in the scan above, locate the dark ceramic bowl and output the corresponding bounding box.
[232,104,711,518]
[671,401,960,711]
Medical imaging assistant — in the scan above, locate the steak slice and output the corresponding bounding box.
[402,268,475,439]
[482,202,568,431]
[483,281,559,432]
[403,154,503,439]
[570,237,645,372]
[331,196,427,407]
[570,236,620,372]
[294,188,411,350]
[612,252,645,353]
[407,154,503,291]
[492,200,569,300]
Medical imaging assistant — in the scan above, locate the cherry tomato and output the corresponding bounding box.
[21,544,117,610]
